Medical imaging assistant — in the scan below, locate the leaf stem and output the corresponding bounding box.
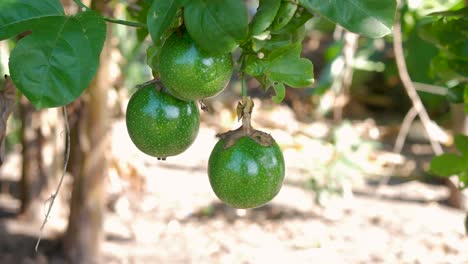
[73,0,90,11]
[103,17,146,28]
[73,0,146,28]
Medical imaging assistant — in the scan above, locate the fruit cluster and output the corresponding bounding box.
[126,31,285,209]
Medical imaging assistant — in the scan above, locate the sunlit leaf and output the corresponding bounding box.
[9,11,106,109]
[299,0,396,38]
[0,0,64,40]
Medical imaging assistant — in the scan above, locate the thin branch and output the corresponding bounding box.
[35,106,71,252]
[393,0,443,155]
[73,0,146,28]
[394,106,419,153]
[333,31,359,121]
[376,106,418,190]
[413,82,448,96]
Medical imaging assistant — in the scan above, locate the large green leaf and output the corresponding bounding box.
[244,43,314,102]
[430,153,464,177]
[265,43,314,88]
[250,0,282,36]
[299,0,396,38]
[455,134,468,154]
[184,0,248,54]
[147,0,182,43]
[8,11,106,109]
[271,1,297,31]
[0,0,64,40]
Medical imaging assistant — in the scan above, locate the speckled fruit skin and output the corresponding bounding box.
[158,31,233,101]
[126,85,200,158]
[208,136,285,209]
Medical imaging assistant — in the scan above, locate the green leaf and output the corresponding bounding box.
[265,43,314,88]
[455,134,468,154]
[147,0,182,43]
[271,1,297,31]
[271,81,286,103]
[465,86,468,113]
[430,55,468,83]
[430,153,465,177]
[244,43,313,103]
[184,0,248,54]
[127,0,152,42]
[429,7,468,17]
[447,84,465,104]
[271,7,314,35]
[0,0,64,40]
[299,0,396,38]
[8,11,106,109]
[250,0,282,36]
[263,25,307,52]
[432,18,468,48]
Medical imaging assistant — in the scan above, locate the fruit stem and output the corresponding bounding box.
[241,97,254,134]
[241,73,247,98]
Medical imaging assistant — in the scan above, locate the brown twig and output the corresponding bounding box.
[378,1,465,209]
[413,82,448,96]
[393,106,418,154]
[333,30,359,122]
[35,106,70,251]
[0,75,17,166]
[392,1,443,155]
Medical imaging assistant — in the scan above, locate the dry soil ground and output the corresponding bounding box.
[0,115,466,264]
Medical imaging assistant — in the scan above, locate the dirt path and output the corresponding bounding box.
[0,120,466,264]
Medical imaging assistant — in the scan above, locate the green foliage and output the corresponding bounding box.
[146,0,183,44]
[0,0,64,40]
[430,134,468,189]
[245,43,314,102]
[2,0,397,107]
[8,11,106,109]
[250,0,282,36]
[299,0,396,38]
[271,1,297,31]
[126,0,151,42]
[184,0,248,54]
[419,7,468,111]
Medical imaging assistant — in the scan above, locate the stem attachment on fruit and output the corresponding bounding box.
[238,96,254,134]
[217,97,275,149]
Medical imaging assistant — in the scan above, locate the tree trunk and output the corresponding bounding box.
[451,104,468,135]
[0,76,16,167]
[18,97,47,219]
[63,1,111,262]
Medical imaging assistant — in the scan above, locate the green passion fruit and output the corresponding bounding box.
[126,85,200,159]
[208,98,285,210]
[158,31,233,101]
[208,135,285,209]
